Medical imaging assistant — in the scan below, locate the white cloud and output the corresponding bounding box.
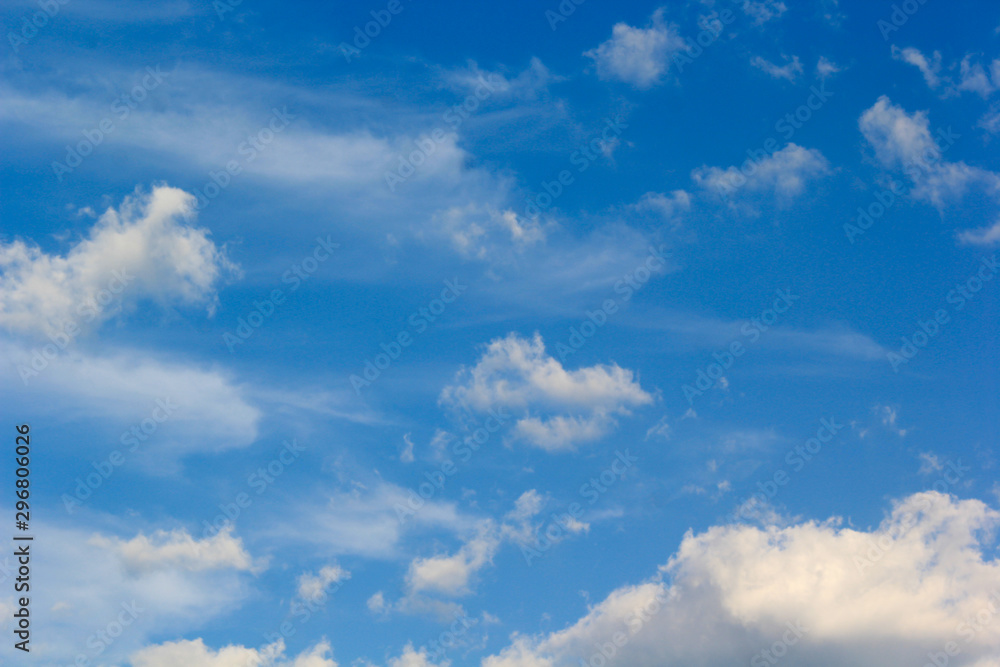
[0,185,234,337]
[401,433,416,463]
[692,143,830,208]
[440,332,653,451]
[297,564,351,603]
[958,218,1000,246]
[131,638,338,667]
[13,521,262,662]
[859,96,1000,207]
[815,56,842,79]
[958,55,1000,98]
[891,46,942,88]
[444,57,558,101]
[584,9,687,89]
[269,480,475,559]
[979,105,1000,134]
[482,492,1000,666]
[919,452,944,474]
[750,55,803,81]
[630,190,690,225]
[386,644,449,667]
[740,0,787,25]
[431,205,547,261]
[89,527,261,574]
[406,521,500,597]
[0,340,261,458]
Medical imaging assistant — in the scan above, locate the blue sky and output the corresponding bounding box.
[1,0,999,665]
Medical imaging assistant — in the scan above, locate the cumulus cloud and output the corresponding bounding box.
[131,638,338,667]
[439,332,653,451]
[297,563,351,603]
[859,96,1000,207]
[0,185,234,337]
[89,527,261,574]
[692,143,830,209]
[406,521,500,597]
[584,9,687,89]
[482,492,1000,666]
[19,521,263,662]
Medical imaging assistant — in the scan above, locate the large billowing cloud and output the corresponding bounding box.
[0,185,234,337]
[482,492,1000,666]
[440,332,653,451]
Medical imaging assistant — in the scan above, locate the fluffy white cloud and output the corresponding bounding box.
[10,521,262,663]
[483,492,1000,666]
[440,332,653,451]
[297,564,351,603]
[89,527,261,574]
[750,55,803,81]
[406,521,500,597]
[859,96,1000,207]
[692,143,830,208]
[584,9,687,89]
[0,185,234,337]
[131,638,338,667]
